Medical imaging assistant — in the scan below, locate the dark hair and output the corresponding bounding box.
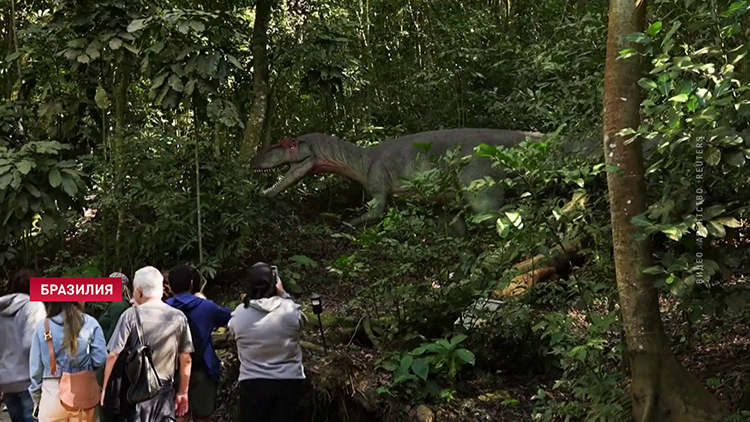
[10,269,38,295]
[243,262,276,307]
[46,302,84,358]
[168,265,194,295]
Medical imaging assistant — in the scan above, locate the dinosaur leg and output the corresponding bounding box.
[458,156,506,226]
[346,192,389,227]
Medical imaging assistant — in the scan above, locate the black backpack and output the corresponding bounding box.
[124,307,162,404]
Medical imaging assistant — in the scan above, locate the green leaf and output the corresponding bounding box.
[123,43,140,54]
[496,217,510,238]
[626,32,651,44]
[642,265,666,275]
[695,222,708,237]
[411,358,429,380]
[189,20,206,32]
[168,74,184,92]
[716,216,742,228]
[48,169,61,187]
[5,51,21,62]
[725,151,745,167]
[61,177,78,197]
[379,361,398,372]
[669,94,689,103]
[638,78,658,91]
[505,211,522,228]
[109,38,123,50]
[631,214,652,227]
[450,334,467,346]
[707,221,726,238]
[85,40,101,60]
[455,349,475,365]
[16,160,33,175]
[95,85,110,109]
[662,226,684,241]
[398,355,414,376]
[226,54,243,70]
[25,183,41,198]
[77,54,90,64]
[722,1,750,17]
[127,19,147,32]
[646,21,663,36]
[705,147,721,166]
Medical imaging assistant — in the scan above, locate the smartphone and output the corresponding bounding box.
[270,265,278,279]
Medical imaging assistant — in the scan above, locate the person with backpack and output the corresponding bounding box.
[28,301,108,421]
[0,269,47,422]
[165,265,231,422]
[102,266,194,422]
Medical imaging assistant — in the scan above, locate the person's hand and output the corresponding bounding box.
[175,393,189,417]
[275,276,285,295]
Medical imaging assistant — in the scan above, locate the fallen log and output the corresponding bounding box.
[490,192,594,299]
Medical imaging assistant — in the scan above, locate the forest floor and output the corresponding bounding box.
[201,257,749,419]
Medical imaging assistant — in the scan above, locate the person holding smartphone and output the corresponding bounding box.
[228,262,308,422]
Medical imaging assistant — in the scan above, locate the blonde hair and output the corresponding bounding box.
[46,302,84,358]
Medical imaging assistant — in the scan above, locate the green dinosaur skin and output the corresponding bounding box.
[250,128,545,227]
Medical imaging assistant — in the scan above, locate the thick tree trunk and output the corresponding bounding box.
[603,1,725,421]
[241,0,273,159]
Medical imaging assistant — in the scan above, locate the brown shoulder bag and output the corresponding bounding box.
[44,318,101,412]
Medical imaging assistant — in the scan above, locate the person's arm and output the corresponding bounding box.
[177,353,192,396]
[174,315,195,416]
[90,320,108,369]
[28,326,43,406]
[21,304,46,353]
[212,301,233,327]
[101,310,132,404]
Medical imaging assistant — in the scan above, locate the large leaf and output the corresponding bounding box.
[48,169,62,187]
[95,85,110,109]
[169,75,184,92]
[454,349,475,365]
[61,177,78,197]
[707,221,726,238]
[16,160,34,175]
[127,19,147,32]
[411,358,429,380]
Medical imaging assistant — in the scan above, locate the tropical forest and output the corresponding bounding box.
[1,0,750,420]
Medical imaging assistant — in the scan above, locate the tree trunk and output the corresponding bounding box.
[241,0,273,159]
[602,1,725,421]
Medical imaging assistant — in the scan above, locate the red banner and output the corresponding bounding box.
[30,277,122,302]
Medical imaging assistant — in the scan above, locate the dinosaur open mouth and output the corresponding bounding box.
[252,159,314,196]
[252,164,290,195]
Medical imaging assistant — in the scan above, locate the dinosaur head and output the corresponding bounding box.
[250,137,316,196]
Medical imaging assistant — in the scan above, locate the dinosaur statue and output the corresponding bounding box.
[249,128,545,228]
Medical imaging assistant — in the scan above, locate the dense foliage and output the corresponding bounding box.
[2,0,749,420]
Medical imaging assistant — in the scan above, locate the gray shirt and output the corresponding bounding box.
[107,300,194,381]
[228,293,307,381]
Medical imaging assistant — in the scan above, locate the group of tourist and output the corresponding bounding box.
[0,262,308,422]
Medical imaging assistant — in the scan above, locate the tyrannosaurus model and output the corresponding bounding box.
[249,128,544,228]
